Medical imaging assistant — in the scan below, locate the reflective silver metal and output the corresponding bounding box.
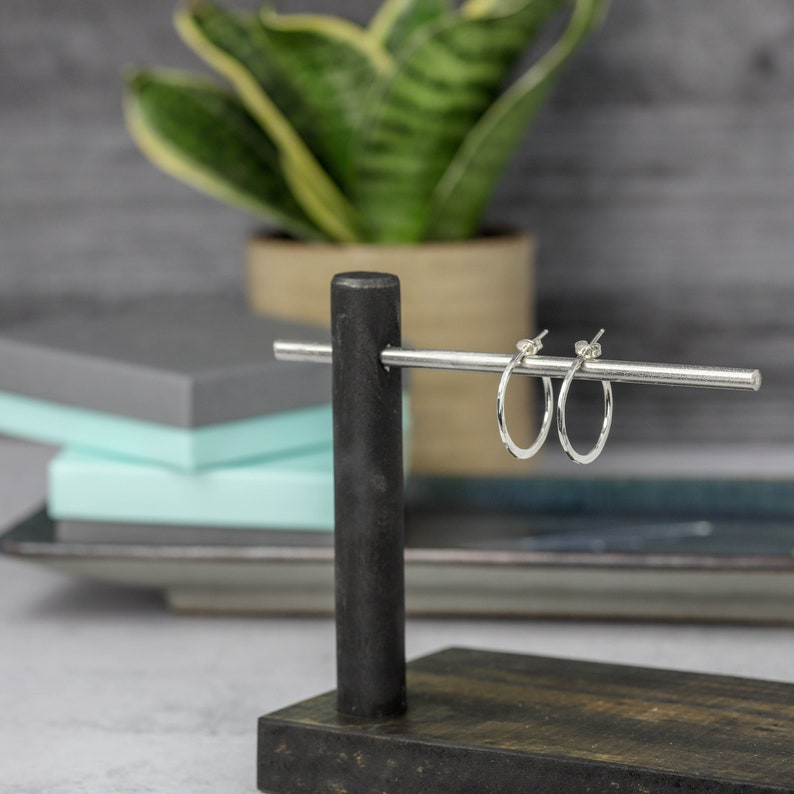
[273,340,762,392]
[556,330,613,465]
[496,332,553,459]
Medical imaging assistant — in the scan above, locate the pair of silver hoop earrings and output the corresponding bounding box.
[496,329,613,465]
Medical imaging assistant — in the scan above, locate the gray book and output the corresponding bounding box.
[0,296,331,427]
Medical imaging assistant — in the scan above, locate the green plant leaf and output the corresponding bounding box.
[369,0,451,55]
[124,69,325,241]
[427,0,608,240]
[175,3,365,242]
[354,0,569,243]
[258,10,394,189]
[461,0,532,18]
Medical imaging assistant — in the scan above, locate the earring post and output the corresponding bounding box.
[590,328,605,345]
[273,341,761,392]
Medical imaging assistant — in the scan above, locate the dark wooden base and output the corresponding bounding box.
[258,647,794,793]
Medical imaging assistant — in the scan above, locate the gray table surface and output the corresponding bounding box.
[2,438,794,793]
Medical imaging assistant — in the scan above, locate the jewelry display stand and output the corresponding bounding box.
[258,272,793,794]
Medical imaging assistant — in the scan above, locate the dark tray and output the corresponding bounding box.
[3,488,794,621]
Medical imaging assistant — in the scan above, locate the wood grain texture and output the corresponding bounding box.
[1,0,793,444]
[258,646,794,793]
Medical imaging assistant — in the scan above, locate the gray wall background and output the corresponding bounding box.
[1,0,792,446]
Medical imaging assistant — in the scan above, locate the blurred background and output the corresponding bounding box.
[1,0,792,446]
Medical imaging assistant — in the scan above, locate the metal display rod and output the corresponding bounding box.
[274,340,761,392]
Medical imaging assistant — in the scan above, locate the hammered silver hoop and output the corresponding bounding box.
[497,332,553,460]
[557,329,613,465]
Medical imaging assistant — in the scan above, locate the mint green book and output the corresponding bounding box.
[49,446,335,529]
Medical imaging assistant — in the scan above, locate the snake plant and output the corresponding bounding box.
[125,0,607,243]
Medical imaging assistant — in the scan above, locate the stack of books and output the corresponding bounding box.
[0,298,342,546]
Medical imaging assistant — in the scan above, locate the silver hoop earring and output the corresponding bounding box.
[557,329,613,465]
[497,331,554,459]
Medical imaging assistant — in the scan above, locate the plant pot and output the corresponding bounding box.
[246,233,536,477]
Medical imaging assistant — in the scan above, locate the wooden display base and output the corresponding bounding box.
[258,647,794,794]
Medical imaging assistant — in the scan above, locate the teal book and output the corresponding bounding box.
[48,446,335,530]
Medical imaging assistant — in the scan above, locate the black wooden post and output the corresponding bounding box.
[331,272,406,718]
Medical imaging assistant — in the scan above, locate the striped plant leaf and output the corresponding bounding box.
[354,0,569,243]
[258,10,394,189]
[462,0,535,18]
[175,3,364,242]
[427,0,608,240]
[369,0,451,56]
[124,69,325,241]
